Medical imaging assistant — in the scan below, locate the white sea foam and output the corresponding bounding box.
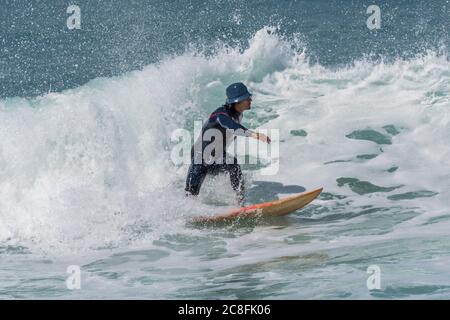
[0,27,449,256]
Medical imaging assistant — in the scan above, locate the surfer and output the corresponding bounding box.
[185,82,271,206]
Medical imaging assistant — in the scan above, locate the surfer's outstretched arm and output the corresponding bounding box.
[215,113,252,136]
[215,113,271,143]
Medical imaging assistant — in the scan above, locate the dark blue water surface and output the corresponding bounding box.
[0,0,448,98]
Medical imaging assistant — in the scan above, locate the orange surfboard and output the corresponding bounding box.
[191,187,323,224]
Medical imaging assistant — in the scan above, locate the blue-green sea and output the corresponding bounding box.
[0,0,449,299]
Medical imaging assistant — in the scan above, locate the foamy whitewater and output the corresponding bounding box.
[1,26,450,298]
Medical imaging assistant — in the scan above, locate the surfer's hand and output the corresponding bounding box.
[252,132,271,144]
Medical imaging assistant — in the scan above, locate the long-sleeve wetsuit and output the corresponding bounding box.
[185,105,253,205]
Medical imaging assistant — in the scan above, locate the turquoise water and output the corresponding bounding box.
[1,1,450,299]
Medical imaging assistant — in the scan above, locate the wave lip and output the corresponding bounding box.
[0,27,449,253]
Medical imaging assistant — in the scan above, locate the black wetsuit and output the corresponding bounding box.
[185,105,253,205]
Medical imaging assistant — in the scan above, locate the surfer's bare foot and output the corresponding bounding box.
[236,196,246,207]
[185,191,195,198]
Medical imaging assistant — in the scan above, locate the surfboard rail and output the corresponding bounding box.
[191,187,323,224]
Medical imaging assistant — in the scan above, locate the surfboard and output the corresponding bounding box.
[191,187,323,224]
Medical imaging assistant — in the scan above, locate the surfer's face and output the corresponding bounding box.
[235,97,252,113]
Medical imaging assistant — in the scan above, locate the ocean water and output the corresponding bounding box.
[0,0,449,299]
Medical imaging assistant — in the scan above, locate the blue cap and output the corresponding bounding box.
[226,82,252,104]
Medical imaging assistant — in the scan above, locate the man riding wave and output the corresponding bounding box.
[185,82,271,206]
